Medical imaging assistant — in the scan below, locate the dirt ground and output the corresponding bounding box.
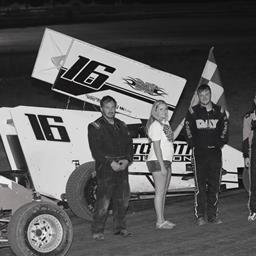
[1,190,255,256]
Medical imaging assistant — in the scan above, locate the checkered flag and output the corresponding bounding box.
[191,47,228,115]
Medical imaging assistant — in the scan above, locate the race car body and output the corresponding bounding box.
[0,28,244,224]
[0,106,243,203]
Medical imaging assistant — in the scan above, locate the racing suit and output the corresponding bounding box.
[88,116,133,234]
[185,103,228,220]
[242,105,256,213]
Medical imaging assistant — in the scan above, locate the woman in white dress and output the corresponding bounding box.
[146,100,184,229]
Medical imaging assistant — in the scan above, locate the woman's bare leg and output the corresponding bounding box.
[152,171,167,224]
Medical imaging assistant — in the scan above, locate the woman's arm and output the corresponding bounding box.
[152,140,167,174]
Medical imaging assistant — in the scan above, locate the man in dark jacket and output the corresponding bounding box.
[242,90,256,221]
[88,95,133,240]
[185,84,229,226]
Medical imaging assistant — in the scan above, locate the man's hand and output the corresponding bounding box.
[244,157,250,168]
[111,161,122,172]
[118,159,129,170]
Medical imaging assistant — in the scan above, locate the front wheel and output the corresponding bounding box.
[8,201,73,256]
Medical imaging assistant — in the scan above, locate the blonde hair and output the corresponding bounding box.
[146,100,168,135]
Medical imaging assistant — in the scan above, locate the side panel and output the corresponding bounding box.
[10,106,140,199]
[9,106,243,200]
[10,106,99,199]
[130,138,243,192]
[0,108,21,171]
[222,144,244,189]
[0,175,33,213]
[131,138,194,192]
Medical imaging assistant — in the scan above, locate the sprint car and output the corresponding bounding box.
[0,28,246,256]
[0,106,244,221]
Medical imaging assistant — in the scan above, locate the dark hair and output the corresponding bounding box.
[100,95,117,107]
[197,84,211,94]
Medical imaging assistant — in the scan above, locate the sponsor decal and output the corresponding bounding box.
[133,142,192,162]
[172,155,192,162]
[53,56,175,114]
[173,143,192,162]
[26,114,70,142]
[123,77,167,97]
[60,56,116,91]
[195,119,219,129]
[133,143,150,162]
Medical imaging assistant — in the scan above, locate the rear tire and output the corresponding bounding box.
[8,201,73,256]
[66,162,96,221]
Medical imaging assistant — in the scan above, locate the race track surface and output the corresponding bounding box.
[0,190,253,256]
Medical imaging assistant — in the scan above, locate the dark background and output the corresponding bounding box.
[0,0,256,150]
[1,0,256,28]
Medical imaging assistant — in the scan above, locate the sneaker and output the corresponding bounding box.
[92,233,104,240]
[248,212,256,222]
[208,217,223,224]
[197,217,207,226]
[114,229,132,237]
[156,220,175,229]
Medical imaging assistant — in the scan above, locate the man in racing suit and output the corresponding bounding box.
[242,91,256,221]
[88,95,133,240]
[184,84,229,226]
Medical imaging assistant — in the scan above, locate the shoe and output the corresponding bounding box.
[165,220,176,227]
[92,233,104,240]
[114,229,132,237]
[197,217,207,226]
[156,220,175,229]
[208,217,223,224]
[248,212,256,222]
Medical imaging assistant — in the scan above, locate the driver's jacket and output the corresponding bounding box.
[88,116,133,171]
[242,107,256,158]
[185,103,228,149]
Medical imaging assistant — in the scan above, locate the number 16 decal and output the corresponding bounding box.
[26,114,70,142]
[61,56,116,90]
